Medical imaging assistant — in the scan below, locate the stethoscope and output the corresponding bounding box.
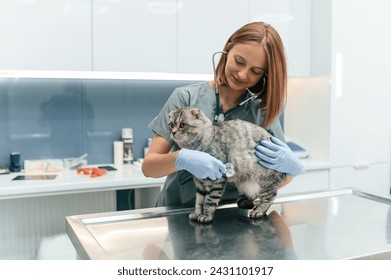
[211,51,262,125]
[211,51,263,178]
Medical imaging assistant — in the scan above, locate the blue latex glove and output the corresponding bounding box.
[175,148,226,180]
[255,137,304,176]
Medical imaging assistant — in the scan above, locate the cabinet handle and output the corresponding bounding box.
[352,162,369,169]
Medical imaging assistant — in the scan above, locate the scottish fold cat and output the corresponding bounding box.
[169,107,286,223]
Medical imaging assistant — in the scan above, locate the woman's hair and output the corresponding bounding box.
[215,22,287,128]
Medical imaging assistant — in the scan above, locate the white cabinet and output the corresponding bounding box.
[284,0,391,195]
[279,169,329,195]
[330,163,391,197]
[177,0,249,74]
[0,0,91,71]
[328,0,391,194]
[92,0,177,72]
[330,0,391,166]
[0,0,313,74]
[250,0,312,76]
[177,0,312,75]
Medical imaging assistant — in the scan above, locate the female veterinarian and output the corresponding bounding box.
[141,22,303,208]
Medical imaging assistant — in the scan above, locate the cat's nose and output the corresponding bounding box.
[172,131,176,136]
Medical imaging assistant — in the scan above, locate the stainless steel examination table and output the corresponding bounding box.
[66,188,391,260]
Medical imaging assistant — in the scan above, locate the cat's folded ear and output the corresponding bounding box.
[190,108,202,119]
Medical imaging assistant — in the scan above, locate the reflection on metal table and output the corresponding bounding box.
[65,188,391,260]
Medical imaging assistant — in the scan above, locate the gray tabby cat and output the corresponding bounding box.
[168,107,286,223]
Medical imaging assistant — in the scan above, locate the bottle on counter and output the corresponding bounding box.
[10,152,21,172]
[122,128,133,164]
[113,141,123,169]
[144,137,152,158]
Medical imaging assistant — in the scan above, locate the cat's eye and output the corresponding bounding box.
[168,122,173,129]
[179,122,186,128]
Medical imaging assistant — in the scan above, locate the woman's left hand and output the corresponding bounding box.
[255,136,304,176]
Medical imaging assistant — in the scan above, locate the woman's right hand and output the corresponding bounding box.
[175,149,226,180]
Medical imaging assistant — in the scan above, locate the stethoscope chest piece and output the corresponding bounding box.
[213,113,225,125]
[225,163,236,177]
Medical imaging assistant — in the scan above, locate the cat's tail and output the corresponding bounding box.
[237,195,254,209]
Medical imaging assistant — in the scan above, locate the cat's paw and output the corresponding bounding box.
[189,212,200,221]
[189,211,214,223]
[248,216,267,225]
[249,208,266,219]
[189,219,213,229]
[197,214,213,223]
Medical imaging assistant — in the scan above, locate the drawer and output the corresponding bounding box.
[278,169,329,195]
[330,163,391,197]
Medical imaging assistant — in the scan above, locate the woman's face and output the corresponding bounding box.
[224,42,268,91]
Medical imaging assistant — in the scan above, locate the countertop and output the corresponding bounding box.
[66,188,391,260]
[0,164,165,200]
[0,159,329,200]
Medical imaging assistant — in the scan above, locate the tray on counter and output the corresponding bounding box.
[66,188,391,260]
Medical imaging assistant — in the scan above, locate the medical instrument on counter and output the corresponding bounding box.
[286,139,309,159]
[211,51,263,125]
[63,153,88,169]
[224,162,235,177]
[122,128,134,164]
[0,167,10,175]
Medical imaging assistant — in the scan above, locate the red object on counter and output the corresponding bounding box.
[77,167,107,178]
